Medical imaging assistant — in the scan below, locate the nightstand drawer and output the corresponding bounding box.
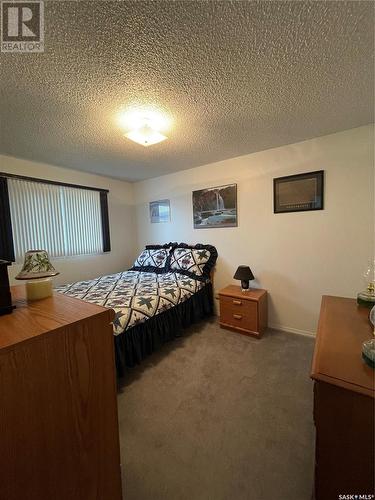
[220,296,257,331]
[220,295,255,310]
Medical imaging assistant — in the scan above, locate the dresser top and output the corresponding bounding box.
[311,295,374,398]
[219,285,267,301]
[0,285,114,351]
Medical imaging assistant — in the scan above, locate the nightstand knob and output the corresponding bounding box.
[233,299,242,305]
[233,314,242,320]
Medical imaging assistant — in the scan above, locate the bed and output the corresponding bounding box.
[55,243,217,376]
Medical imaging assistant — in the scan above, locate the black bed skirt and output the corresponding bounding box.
[114,283,214,376]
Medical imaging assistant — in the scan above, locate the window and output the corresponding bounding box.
[0,174,110,263]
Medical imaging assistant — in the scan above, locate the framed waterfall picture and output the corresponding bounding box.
[273,170,324,213]
[149,199,171,223]
[192,183,237,229]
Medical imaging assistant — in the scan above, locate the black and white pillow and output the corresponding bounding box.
[170,243,218,279]
[131,243,177,273]
[133,248,169,268]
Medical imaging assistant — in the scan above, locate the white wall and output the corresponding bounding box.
[1,155,136,286]
[134,125,375,335]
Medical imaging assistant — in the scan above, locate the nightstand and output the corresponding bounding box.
[219,285,268,338]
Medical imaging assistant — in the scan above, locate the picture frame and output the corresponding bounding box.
[149,199,170,223]
[273,170,324,214]
[192,183,237,229]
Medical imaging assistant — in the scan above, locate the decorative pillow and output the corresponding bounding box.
[170,243,218,280]
[131,243,177,273]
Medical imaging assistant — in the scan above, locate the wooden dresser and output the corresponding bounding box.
[219,285,268,337]
[311,296,374,500]
[0,286,123,500]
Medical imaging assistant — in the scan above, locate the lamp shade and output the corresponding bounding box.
[15,250,59,280]
[233,265,255,281]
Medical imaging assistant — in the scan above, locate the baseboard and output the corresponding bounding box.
[268,323,316,337]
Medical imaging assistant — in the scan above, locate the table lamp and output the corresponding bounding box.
[233,265,255,291]
[15,250,59,300]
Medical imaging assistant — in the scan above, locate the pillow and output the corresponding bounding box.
[170,243,218,280]
[131,243,177,273]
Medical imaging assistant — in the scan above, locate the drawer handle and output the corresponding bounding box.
[233,299,242,305]
[233,314,242,320]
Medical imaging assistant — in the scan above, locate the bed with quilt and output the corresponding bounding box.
[55,243,217,376]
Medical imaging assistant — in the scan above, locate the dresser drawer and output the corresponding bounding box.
[220,295,257,332]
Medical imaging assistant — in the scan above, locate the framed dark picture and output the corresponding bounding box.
[192,183,237,228]
[273,170,324,214]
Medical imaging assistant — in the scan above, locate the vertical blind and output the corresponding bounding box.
[8,178,104,262]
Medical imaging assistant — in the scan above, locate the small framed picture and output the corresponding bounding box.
[273,170,324,214]
[149,199,170,223]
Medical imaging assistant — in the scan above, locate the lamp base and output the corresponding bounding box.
[241,280,250,292]
[26,278,53,301]
[357,290,375,308]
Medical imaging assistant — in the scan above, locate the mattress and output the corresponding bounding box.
[55,270,208,335]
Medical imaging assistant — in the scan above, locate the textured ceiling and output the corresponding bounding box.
[0,0,374,182]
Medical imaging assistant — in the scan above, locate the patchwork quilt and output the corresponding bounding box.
[55,270,208,336]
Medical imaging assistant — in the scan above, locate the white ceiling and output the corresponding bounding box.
[0,0,373,182]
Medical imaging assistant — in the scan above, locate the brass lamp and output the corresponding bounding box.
[15,250,59,300]
[357,260,375,307]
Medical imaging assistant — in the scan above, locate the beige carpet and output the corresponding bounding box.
[117,318,315,500]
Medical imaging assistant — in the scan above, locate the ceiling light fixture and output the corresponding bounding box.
[125,124,167,147]
[118,109,170,147]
